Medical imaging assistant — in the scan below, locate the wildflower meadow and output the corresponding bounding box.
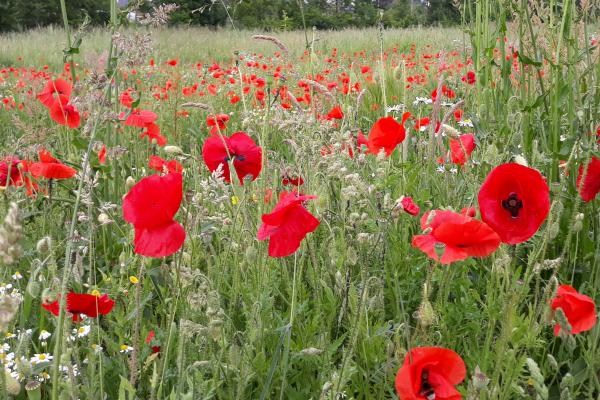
[0,1,599,399]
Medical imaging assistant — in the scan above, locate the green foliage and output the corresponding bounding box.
[1,0,463,32]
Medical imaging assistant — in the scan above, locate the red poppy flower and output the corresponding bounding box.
[120,109,158,128]
[30,149,77,179]
[145,330,155,344]
[282,175,304,187]
[37,78,72,109]
[551,284,597,336]
[461,71,476,85]
[257,191,320,257]
[412,210,501,264]
[453,110,464,121]
[0,157,23,187]
[149,155,183,174]
[449,134,476,166]
[414,117,430,132]
[49,95,81,128]
[326,105,344,120]
[206,114,230,135]
[357,130,369,150]
[395,347,466,400]
[140,123,167,146]
[478,163,550,244]
[202,132,262,184]
[367,112,411,157]
[123,173,186,258]
[400,196,420,216]
[431,85,456,101]
[576,156,600,202]
[97,145,107,165]
[119,91,134,108]
[42,292,115,322]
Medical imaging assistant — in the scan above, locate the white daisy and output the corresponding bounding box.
[119,344,133,354]
[39,330,51,341]
[413,96,433,106]
[458,119,474,128]
[73,325,91,338]
[30,353,53,364]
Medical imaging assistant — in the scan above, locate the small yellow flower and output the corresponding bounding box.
[231,196,239,205]
[129,276,139,284]
[90,289,101,297]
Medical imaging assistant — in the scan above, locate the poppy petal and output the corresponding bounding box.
[134,220,186,258]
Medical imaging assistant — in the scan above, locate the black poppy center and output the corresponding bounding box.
[420,370,436,399]
[224,154,245,162]
[501,192,523,218]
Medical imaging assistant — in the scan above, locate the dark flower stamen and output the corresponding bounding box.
[502,192,523,218]
[420,370,436,399]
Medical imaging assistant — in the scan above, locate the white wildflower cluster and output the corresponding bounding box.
[458,118,473,128]
[413,96,433,106]
[385,103,406,114]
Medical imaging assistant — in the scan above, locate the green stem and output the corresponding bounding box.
[58,0,77,83]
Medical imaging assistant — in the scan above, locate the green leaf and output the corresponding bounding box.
[118,376,137,400]
[71,135,89,151]
[27,387,42,400]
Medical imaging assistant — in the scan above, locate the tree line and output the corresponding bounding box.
[0,0,461,32]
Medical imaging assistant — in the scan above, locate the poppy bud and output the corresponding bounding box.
[97,213,112,225]
[36,236,52,254]
[5,371,20,396]
[415,298,436,327]
[472,365,490,390]
[560,388,572,400]
[554,308,572,336]
[548,222,559,239]
[300,347,323,356]
[164,145,183,155]
[546,354,558,372]
[560,373,573,390]
[26,281,41,298]
[572,213,584,232]
[125,176,136,189]
[245,245,257,263]
[513,154,528,166]
[119,252,128,267]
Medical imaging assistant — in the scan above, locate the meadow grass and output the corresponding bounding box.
[0,25,463,68]
[0,2,599,399]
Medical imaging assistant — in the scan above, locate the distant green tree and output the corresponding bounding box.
[0,0,463,33]
[426,0,460,25]
[0,0,19,32]
[383,0,427,28]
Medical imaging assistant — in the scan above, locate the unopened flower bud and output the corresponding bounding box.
[36,236,52,254]
[513,154,528,166]
[164,145,183,154]
[126,176,136,189]
[472,365,490,390]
